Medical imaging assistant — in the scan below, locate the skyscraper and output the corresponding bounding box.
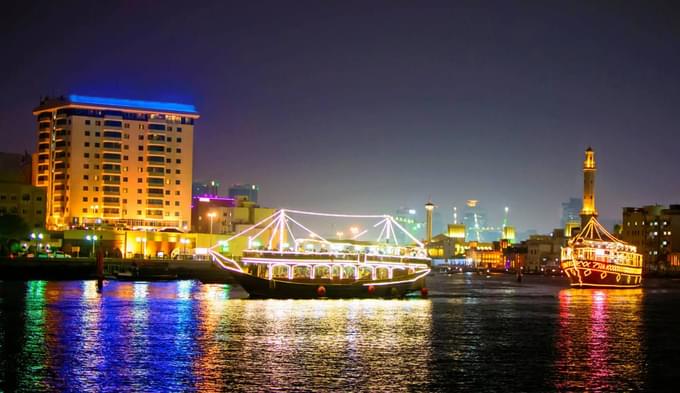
[33,95,198,230]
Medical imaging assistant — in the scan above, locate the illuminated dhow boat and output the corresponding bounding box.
[561,217,642,288]
[560,148,642,288]
[208,209,431,298]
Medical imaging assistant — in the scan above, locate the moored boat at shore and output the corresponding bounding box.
[208,209,431,298]
[560,147,642,288]
[561,217,642,288]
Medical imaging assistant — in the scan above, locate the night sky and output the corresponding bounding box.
[2,1,679,233]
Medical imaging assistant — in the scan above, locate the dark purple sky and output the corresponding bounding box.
[2,1,679,232]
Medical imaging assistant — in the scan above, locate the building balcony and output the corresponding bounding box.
[102,143,122,152]
[102,167,121,174]
[101,155,122,163]
[147,136,166,144]
[147,178,165,186]
[102,131,123,140]
[146,147,166,155]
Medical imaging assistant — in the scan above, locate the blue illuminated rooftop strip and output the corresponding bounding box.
[68,95,198,115]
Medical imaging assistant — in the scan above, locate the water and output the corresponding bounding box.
[1,274,678,392]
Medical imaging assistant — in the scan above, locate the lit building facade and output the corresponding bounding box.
[525,229,568,273]
[228,184,259,203]
[191,194,276,235]
[192,195,236,234]
[32,95,198,230]
[0,152,46,229]
[621,204,680,273]
[193,180,220,197]
[394,207,424,240]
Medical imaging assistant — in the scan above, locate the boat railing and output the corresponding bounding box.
[241,250,430,265]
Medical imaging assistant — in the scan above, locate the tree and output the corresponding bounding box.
[0,214,30,241]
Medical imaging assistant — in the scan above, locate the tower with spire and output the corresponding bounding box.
[580,147,597,227]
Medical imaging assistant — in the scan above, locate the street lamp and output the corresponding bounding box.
[207,212,217,234]
[136,237,147,258]
[180,238,190,256]
[30,232,44,252]
[85,234,98,257]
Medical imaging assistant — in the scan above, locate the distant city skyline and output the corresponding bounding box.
[2,1,680,233]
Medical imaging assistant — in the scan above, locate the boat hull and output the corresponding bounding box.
[226,268,427,299]
[561,260,642,288]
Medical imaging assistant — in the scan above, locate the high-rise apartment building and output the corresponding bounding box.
[33,95,199,230]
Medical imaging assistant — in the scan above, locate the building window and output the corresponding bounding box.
[175,191,180,196]
[94,154,100,159]
[139,135,144,140]
[177,137,182,143]
[175,169,180,174]
[83,175,89,180]
[83,186,88,191]
[85,130,91,136]
[165,190,170,195]
[95,131,101,137]
[175,201,180,206]
[167,137,172,142]
[84,142,90,147]
[176,127,182,132]
[84,164,89,169]
[138,157,143,162]
[124,145,129,150]
[175,159,181,164]
[83,197,88,202]
[176,148,181,153]
[123,177,128,182]
[93,197,98,202]
[137,189,142,193]
[84,153,90,158]
[123,155,128,160]
[95,121,101,126]
[137,178,142,183]
[94,142,100,148]
[85,120,91,125]
[175,180,180,185]
[137,199,142,204]
[165,201,170,206]
[83,208,88,213]
[166,147,172,153]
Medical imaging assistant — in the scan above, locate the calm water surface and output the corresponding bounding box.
[1,274,678,392]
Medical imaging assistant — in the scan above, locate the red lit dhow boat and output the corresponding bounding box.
[561,217,642,288]
[208,209,431,298]
[560,147,642,288]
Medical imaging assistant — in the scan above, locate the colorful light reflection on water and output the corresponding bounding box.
[0,275,679,392]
